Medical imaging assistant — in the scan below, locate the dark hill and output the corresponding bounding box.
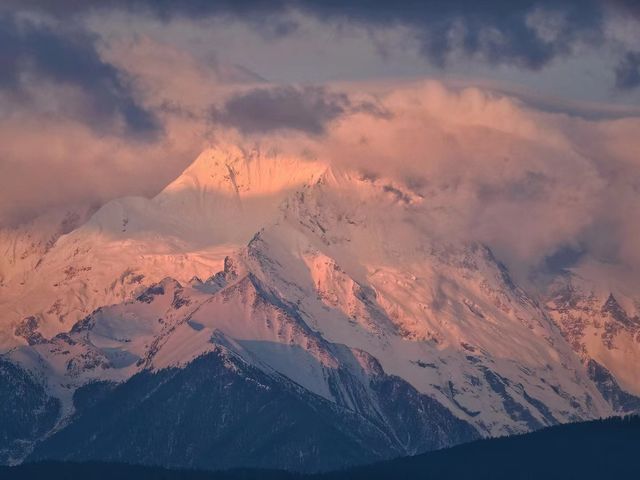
[2,416,638,480]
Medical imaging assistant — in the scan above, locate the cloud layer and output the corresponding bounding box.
[1,1,639,284]
[305,82,638,276]
[8,1,640,88]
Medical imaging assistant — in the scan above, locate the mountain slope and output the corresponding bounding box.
[1,145,639,471]
[0,146,326,348]
[544,261,640,405]
[26,349,475,472]
[0,359,60,464]
[5,268,477,468]
[26,350,396,472]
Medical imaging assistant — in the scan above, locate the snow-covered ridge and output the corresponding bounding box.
[545,262,640,397]
[1,145,639,463]
[161,145,327,199]
[86,145,328,243]
[0,145,326,348]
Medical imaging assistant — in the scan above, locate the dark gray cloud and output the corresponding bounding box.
[2,0,288,18]
[0,13,159,137]
[3,0,298,39]
[213,86,385,134]
[615,52,640,91]
[543,244,586,273]
[6,0,619,73]
[610,0,640,19]
[300,0,605,70]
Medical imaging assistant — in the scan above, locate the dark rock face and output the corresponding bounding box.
[368,376,479,454]
[479,368,542,430]
[27,350,477,472]
[136,284,166,303]
[13,317,46,346]
[0,359,61,464]
[587,360,640,414]
[601,294,639,329]
[549,283,640,354]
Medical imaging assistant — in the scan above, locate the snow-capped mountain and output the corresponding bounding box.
[544,262,640,412]
[1,146,638,470]
[0,146,324,348]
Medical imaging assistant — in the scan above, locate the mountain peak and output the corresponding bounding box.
[159,145,327,200]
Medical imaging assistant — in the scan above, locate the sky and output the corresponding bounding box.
[1,0,640,281]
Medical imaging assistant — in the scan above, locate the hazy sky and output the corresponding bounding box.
[1,1,640,279]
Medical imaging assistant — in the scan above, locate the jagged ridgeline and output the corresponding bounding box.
[1,146,639,470]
